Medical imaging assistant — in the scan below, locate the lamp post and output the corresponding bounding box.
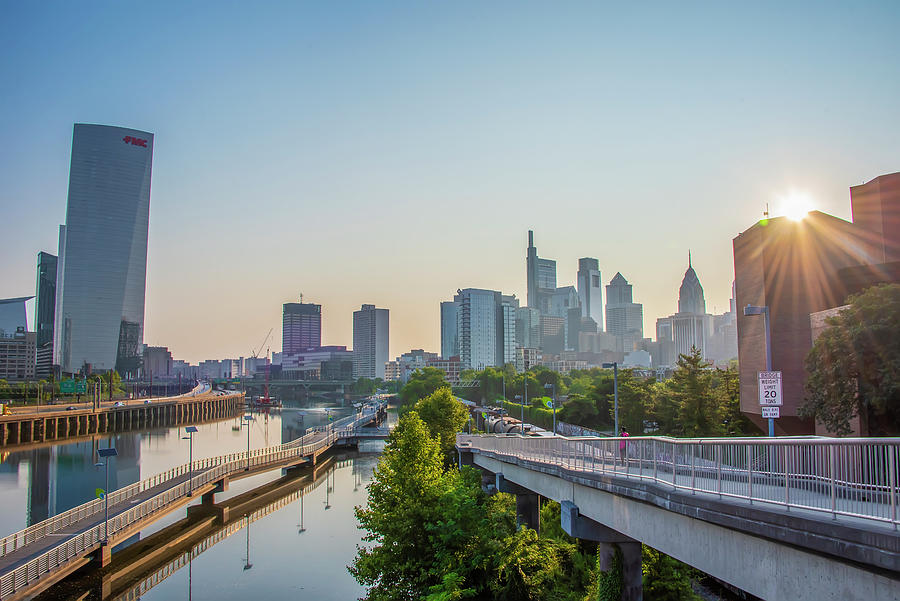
[544,383,556,435]
[95,447,118,544]
[744,304,775,437]
[602,362,619,435]
[240,414,254,470]
[183,426,198,496]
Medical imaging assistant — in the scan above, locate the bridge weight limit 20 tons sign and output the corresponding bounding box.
[758,371,783,419]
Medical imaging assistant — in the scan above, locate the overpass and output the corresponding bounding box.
[0,401,387,600]
[457,433,899,601]
[0,384,243,448]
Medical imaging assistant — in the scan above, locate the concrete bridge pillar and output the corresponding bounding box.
[561,501,642,601]
[495,474,541,533]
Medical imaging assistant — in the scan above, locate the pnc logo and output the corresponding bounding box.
[123,136,148,147]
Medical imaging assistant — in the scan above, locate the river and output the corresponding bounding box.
[0,402,385,600]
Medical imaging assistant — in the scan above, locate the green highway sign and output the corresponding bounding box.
[75,380,87,394]
[60,380,75,394]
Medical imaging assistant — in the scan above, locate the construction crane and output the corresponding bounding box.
[251,328,273,360]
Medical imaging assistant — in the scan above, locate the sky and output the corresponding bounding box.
[1,1,899,364]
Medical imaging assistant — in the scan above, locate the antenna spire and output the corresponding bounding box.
[688,250,692,268]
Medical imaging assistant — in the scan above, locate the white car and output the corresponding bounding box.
[113,401,126,407]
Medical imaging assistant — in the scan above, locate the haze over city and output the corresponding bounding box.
[2,1,899,363]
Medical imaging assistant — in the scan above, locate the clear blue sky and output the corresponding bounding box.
[1,1,898,363]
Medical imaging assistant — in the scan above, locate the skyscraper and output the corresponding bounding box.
[35,251,57,378]
[282,301,322,354]
[605,273,643,338]
[577,258,603,328]
[525,230,556,310]
[35,252,57,347]
[54,124,153,375]
[677,252,706,314]
[440,301,460,359]
[452,288,518,370]
[353,304,389,379]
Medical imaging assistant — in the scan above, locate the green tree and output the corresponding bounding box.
[801,284,900,435]
[667,348,721,437]
[642,545,699,601]
[352,377,377,395]
[400,367,448,405]
[414,388,469,463]
[490,528,581,601]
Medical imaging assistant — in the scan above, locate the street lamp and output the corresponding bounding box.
[602,362,619,435]
[182,426,198,496]
[544,383,556,435]
[95,447,118,545]
[744,304,775,437]
[240,414,254,470]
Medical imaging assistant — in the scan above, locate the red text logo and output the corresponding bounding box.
[123,136,148,147]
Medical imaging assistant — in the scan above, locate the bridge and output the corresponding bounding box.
[457,433,899,601]
[0,384,244,449]
[0,401,387,601]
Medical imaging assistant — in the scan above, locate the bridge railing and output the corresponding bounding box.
[457,433,899,528]
[0,402,385,600]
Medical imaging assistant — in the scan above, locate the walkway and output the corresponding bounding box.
[0,401,386,600]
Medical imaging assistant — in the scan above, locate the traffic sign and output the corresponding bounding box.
[758,371,782,406]
[761,406,780,419]
[60,379,75,394]
[75,380,86,394]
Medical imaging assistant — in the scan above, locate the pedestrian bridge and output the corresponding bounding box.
[457,433,899,601]
[0,401,387,601]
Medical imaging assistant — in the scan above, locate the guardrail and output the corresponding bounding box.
[457,433,899,528]
[0,402,384,600]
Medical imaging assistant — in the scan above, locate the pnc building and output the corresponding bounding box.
[54,124,154,375]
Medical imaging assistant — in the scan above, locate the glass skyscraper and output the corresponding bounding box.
[54,124,154,375]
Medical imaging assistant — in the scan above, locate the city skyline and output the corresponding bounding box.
[2,2,899,363]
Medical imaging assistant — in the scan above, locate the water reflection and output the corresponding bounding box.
[0,404,354,537]
[105,455,377,601]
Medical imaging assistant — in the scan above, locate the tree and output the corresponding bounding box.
[400,367,448,405]
[666,348,721,437]
[414,388,470,463]
[801,284,900,435]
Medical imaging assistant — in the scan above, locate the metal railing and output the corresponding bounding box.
[0,403,384,600]
[457,433,899,528]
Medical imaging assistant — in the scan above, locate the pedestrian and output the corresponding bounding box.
[619,427,629,464]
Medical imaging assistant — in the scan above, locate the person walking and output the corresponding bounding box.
[618,427,629,465]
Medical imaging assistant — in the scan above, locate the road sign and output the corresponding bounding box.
[60,379,75,394]
[758,371,783,406]
[761,406,780,419]
[75,380,86,394]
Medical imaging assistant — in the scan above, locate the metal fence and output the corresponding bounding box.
[0,403,384,600]
[457,433,899,528]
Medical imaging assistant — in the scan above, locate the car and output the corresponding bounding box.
[66,406,77,411]
[143,400,152,404]
[113,401,126,407]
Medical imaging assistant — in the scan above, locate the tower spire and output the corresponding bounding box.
[688,250,692,268]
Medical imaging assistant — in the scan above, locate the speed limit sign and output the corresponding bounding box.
[758,371,782,406]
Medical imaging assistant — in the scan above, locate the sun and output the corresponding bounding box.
[777,191,814,221]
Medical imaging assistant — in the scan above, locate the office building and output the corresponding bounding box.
[353,304,389,379]
[440,301,460,359]
[525,230,557,310]
[34,252,57,377]
[577,258,603,328]
[452,288,518,370]
[605,273,644,338]
[515,307,541,350]
[0,297,31,337]
[54,124,153,375]
[655,257,712,363]
[281,346,353,380]
[426,356,462,383]
[282,301,322,354]
[142,346,173,379]
[392,349,438,383]
[0,327,36,381]
[733,201,888,434]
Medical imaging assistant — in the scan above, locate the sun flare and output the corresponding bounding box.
[777,191,814,221]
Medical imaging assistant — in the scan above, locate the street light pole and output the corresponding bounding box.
[96,447,118,545]
[241,415,254,470]
[183,426,198,496]
[602,362,619,434]
[745,304,775,437]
